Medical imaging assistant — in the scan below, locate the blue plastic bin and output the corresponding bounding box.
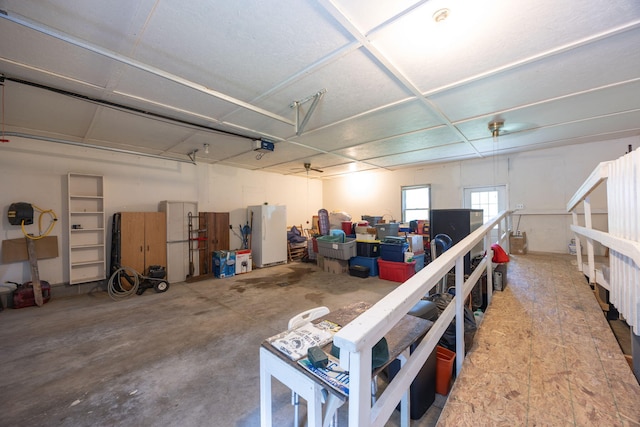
[349,256,379,276]
[413,253,425,272]
[380,242,408,262]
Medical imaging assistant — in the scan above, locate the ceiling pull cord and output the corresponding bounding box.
[0,76,9,143]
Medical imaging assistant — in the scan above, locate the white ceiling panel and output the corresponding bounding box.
[455,79,640,141]
[4,81,97,137]
[227,47,413,133]
[86,107,196,152]
[169,131,254,162]
[368,142,478,168]
[0,0,639,173]
[0,0,155,51]
[293,99,444,150]
[472,110,640,156]
[334,125,463,160]
[332,0,425,33]
[136,1,353,101]
[372,0,640,94]
[0,19,117,88]
[429,26,640,122]
[221,141,322,169]
[110,66,242,125]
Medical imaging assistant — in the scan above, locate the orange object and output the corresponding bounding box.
[435,345,456,395]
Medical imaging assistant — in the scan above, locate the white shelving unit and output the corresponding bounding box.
[68,173,105,285]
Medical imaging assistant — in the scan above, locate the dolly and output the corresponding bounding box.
[107,265,169,300]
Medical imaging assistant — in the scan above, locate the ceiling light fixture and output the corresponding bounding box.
[488,120,505,141]
[204,143,209,154]
[433,8,450,23]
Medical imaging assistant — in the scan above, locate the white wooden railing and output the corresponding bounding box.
[332,210,511,427]
[567,148,640,335]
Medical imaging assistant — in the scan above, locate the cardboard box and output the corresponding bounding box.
[406,234,424,254]
[416,220,430,236]
[213,251,236,278]
[323,257,349,274]
[235,250,252,274]
[509,231,528,254]
[2,236,59,264]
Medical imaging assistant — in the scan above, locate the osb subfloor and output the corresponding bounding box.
[437,253,640,427]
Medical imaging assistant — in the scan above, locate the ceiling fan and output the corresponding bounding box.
[303,162,323,173]
[488,119,536,139]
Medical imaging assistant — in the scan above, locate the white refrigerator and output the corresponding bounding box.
[248,205,287,268]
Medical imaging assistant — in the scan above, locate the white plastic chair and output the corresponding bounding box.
[288,306,330,330]
[288,306,331,427]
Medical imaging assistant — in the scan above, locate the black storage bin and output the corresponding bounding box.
[430,209,483,274]
[349,265,370,278]
[356,241,380,257]
[386,338,437,420]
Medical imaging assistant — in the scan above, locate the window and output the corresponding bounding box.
[471,190,499,223]
[464,185,507,244]
[402,185,430,223]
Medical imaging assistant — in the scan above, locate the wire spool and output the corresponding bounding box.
[107,266,140,301]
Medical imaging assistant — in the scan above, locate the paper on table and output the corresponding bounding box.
[267,320,340,361]
[298,353,349,395]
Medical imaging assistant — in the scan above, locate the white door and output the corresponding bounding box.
[463,186,507,244]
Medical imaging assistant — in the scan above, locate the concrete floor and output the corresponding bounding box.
[0,262,445,426]
[2,254,636,426]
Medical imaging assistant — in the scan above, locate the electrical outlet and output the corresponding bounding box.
[515,203,524,210]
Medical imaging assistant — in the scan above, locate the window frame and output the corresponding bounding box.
[401,184,431,223]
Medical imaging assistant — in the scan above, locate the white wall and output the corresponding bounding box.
[323,136,638,254]
[0,136,322,286]
[2,133,634,286]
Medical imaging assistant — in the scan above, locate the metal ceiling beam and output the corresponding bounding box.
[292,89,326,136]
[0,11,295,127]
[3,132,196,164]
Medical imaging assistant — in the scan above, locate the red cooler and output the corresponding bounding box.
[341,221,353,235]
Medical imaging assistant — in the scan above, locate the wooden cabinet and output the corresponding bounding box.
[119,212,166,275]
[198,212,229,275]
[68,173,105,285]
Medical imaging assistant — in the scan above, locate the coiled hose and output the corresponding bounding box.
[107,266,140,301]
[22,204,57,240]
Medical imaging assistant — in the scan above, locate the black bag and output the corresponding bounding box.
[439,306,477,353]
[287,226,306,244]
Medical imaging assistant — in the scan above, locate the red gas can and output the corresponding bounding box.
[13,281,52,308]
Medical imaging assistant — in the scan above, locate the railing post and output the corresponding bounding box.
[347,347,372,427]
[485,234,493,307]
[584,196,596,283]
[455,255,465,374]
[571,211,583,272]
